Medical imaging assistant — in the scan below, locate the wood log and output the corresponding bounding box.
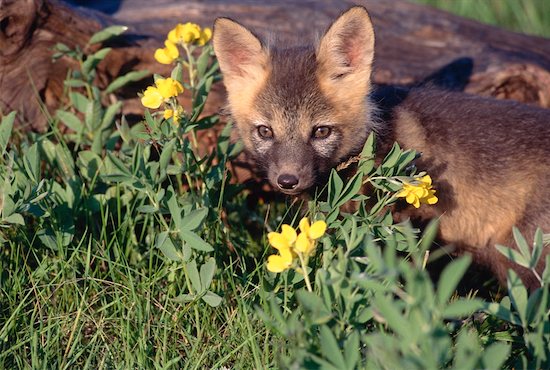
[1,0,549,132]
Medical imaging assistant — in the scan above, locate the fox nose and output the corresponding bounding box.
[277,174,299,190]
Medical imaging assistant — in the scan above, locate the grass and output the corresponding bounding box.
[412,0,550,38]
[0,225,275,368]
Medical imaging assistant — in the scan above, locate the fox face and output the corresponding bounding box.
[213,7,377,194]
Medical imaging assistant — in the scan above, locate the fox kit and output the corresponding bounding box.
[213,7,550,289]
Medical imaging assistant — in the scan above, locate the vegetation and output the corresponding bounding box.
[1,16,549,370]
[413,0,550,38]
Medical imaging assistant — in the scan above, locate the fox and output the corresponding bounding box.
[212,6,550,290]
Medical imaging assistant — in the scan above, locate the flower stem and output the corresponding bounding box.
[298,253,313,292]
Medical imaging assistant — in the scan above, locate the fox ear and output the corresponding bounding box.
[213,18,268,90]
[316,7,375,101]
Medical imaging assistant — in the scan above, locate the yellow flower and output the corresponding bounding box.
[197,27,212,46]
[141,78,183,109]
[268,224,296,251]
[168,22,201,44]
[299,218,327,240]
[295,232,314,254]
[267,248,293,273]
[140,86,164,109]
[163,107,184,124]
[154,40,179,64]
[163,109,174,119]
[266,218,327,273]
[155,78,184,99]
[396,175,438,208]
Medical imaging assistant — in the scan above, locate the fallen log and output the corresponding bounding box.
[1,0,549,131]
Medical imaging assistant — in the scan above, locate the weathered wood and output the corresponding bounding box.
[1,0,550,132]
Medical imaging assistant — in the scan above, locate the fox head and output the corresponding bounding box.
[213,7,376,195]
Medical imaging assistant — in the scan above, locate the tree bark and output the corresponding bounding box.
[1,0,549,131]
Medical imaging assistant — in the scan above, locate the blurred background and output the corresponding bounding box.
[412,0,550,37]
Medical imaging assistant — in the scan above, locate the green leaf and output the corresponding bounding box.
[436,256,471,305]
[196,48,211,77]
[496,244,529,268]
[186,260,202,293]
[381,142,402,169]
[418,219,439,261]
[63,79,87,88]
[159,138,175,181]
[0,111,16,155]
[454,329,481,370]
[105,70,149,94]
[202,291,222,307]
[56,110,83,133]
[357,132,375,175]
[319,325,346,369]
[100,101,122,131]
[542,255,550,284]
[136,205,157,214]
[507,270,528,325]
[442,299,483,318]
[173,294,194,303]
[69,92,90,114]
[116,116,132,143]
[155,231,182,262]
[199,258,216,290]
[525,288,542,324]
[23,143,40,183]
[481,342,510,370]
[373,294,412,340]
[179,230,213,252]
[181,208,208,231]
[530,228,544,269]
[88,25,128,45]
[512,227,531,259]
[82,48,112,77]
[170,63,183,82]
[335,172,363,207]
[105,152,132,177]
[343,331,360,370]
[77,150,102,181]
[85,100,103,132]
[296,290,332,324]
[328,170,344,208]
[166,188,182,228]
[4,213,24,225]
[483,302,522,326]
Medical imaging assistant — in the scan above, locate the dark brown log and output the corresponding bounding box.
[1,0,550,132]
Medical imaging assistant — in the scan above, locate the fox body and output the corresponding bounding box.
[213,7,550,289]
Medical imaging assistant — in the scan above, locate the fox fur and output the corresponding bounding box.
[213,6,550,290]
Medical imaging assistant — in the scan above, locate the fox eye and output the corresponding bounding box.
[313,126,331,139]
[257,125,273,139]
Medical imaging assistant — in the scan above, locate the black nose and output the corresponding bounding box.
[277,174,299,190]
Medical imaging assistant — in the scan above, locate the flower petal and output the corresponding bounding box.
[155,78,184,99]
[154,48,173,64]
[308,220,326,240]
[395,189,408,198]
[268,232,290,250]
[197,27,212,45]
[422,190,438,205]
[294,232,312,254]
[267,254,291,273]
[281,224,297,244]
[299,217,310,235]
[140,86,163,109]
[419,175,432,186]
[163,109,173,119]
[167,27,179,44]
